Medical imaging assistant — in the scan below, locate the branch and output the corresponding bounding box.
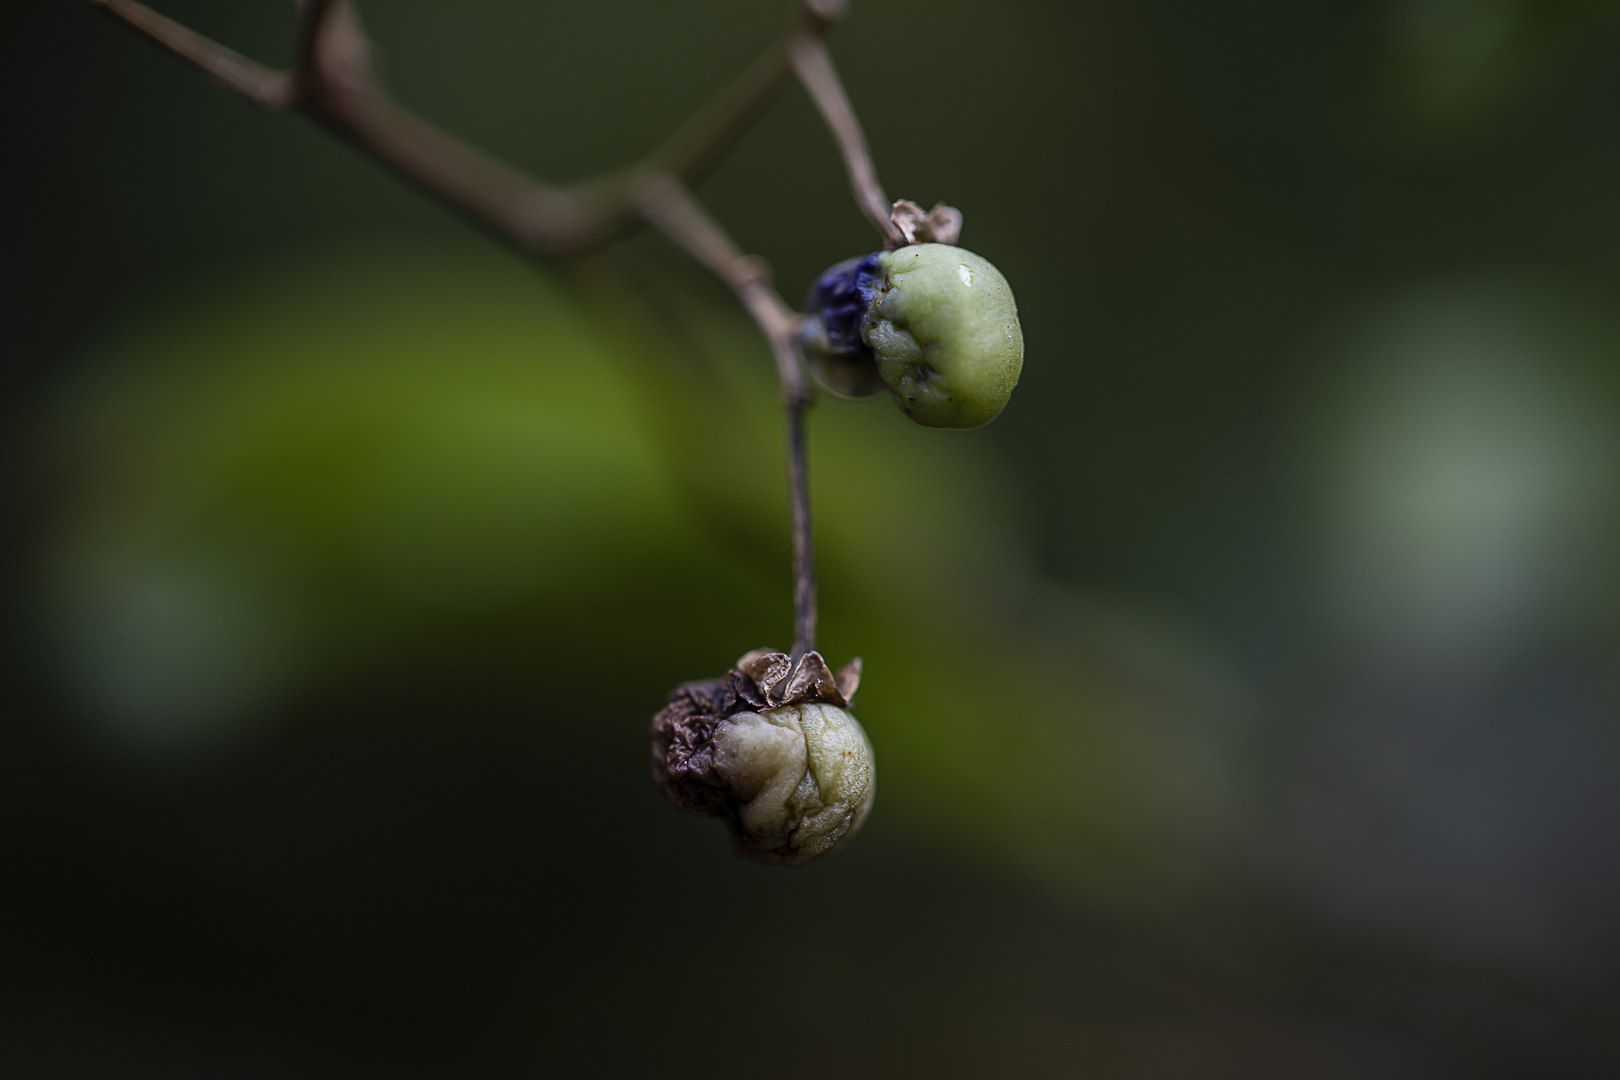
[637,176,802,394]
[90,0,292,109]
[91,0,855,658]
[790,36,905,247]
[637,176,817,656]
[91,0,835,259]
[784,399,817,659]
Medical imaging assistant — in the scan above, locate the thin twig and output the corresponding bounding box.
[91,0,854,658]
[784,399,817,658]
[91,0,833,258]
[637,176,817,656]
[790,36,905,247]
[568,40,800,248]
[309,69,594,256]
[636,175,802,394]
[90,0,292,109]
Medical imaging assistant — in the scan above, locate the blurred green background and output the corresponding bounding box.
[5,0,1620,1075]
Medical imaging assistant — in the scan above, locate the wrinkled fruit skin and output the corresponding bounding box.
[653,693,875,866]
[797,244,1024,429]
[713,704,875,865]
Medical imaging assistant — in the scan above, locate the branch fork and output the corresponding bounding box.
[92,0,912,660]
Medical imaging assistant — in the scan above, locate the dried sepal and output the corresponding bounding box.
[735,647,861,708]
[834,655,862,704]
[890,199,964,247]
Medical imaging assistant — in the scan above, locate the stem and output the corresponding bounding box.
[90,0,292,109]
[790,36,905,247]
[91,0,857,660]
[785,399,816,658]
[568,39,801,249]
[309,78,593,257]
[636,176,802,390]
[91,0,830,258]
[636,176,816,657]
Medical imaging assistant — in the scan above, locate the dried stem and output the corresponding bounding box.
[636,177,801,391]
[637,177,817,657]
[569,40,802,250]
[89,0,893,664]
[790,36,905,247]
[90,0,293,108]
[784,400,817,659]
[91,0,822,258]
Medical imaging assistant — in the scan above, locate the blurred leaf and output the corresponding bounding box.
[35,245,1244,896]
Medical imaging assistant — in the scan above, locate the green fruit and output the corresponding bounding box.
[713,704,875,866]
[651,653,876,867]
[798,244,1024,429]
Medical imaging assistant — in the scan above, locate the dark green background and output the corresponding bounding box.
[5,0,1620,1075]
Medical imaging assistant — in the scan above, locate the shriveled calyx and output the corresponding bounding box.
[650,649,874,866]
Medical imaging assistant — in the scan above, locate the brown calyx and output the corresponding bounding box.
[649,648,861,818]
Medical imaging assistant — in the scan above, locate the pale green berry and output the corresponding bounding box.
[867,244,1023,429]
[710,704,874,865]
[797,244,1024,429]
[651,659,875,866]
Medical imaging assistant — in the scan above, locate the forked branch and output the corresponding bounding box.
[91,0,903,659]
[90,0,889,259]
